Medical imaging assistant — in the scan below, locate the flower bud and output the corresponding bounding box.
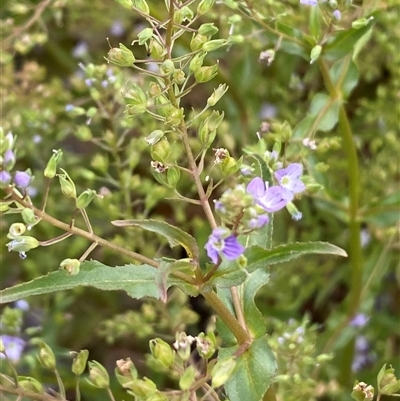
[198,23,219,36]
[194,64,219,83]
[198,122,216,148]
[207,85,228,107]
[149,338,174,368]
[220,155,242,176]
[310,44,322,64]
[58,169,76,198]
[14,170,32,189]
[202,39,226,52]
[179,366,196,390]
[21,207,40,230]
[60,258,81,275]
[145,130,164,146]
[211,357,237,388]
[38,342,56,370]
[75,125,92,141]
[173,69,186,85]
[0,129,15,153]
[378,364,400,395]
[352,16,374,29]
[88,360,110,389]
[195,332,216,359]
[0,170,12,188]
[197,0,215,15]
[174,6,194,25]
[190,34,208,52]
[125,83,147,114]
[18,376,43,393]
[150,138,171,162]
[71,349,89,375]
[7,236,39,253]
[114,0,133,8]
[148,82,162,98]
[76,189,97,209]
[206,110,224,132]
[166,166,181,188]
[129,377,157,398]
[108,43,135,67]
[351,381,374,401]
[132,0,149,14]
[160,59,175,76]
[2,149,16,170]
[166,107,184,127]
[189,52,206,73]
[9,223,26,237]
[44,149,63,179]
[149,38,165,60]
[138,27,153,45]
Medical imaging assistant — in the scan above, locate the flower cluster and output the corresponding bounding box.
[205,163,306,264]
[0,128,33,190]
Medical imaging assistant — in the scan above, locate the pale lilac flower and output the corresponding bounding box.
[3,149,16,167]
[205,227,245,264]
[14,171,31,189]
[350,313,369,328]
[72,41,88,58]
[300,0,318,5]
[110,20,125,36]
[274,163,305,197]
[247,177,288,212]
[15,300,29,311]
[333,9,341,20]
[0,170,12,185]
[247,214,269,229]
[0,335,26,362]
[65,104,75,112]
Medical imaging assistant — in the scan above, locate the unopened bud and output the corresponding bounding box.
[76,189,97,209]
[310,45,322,64]
[166,107,184,127]
[125,83,147,115]
[194,64,219,83]
[60,258,81,275]
[160,59,175,76]
[173,69,186,85]
[149,38,165,59]
[198,23,219,36]
[150,138,171,162]
[107,43,135,67]
[207,85,228,107]
[18,377,43,393]
[38,342,56,370]
[189,52,206,73]
[148,82,162,97]
[211,357,237,388]
[88,360,110,389]
[58,169,76,198]
[166,166,181,188]
[202,39,226,52]
[149,338,174,368]
[206,110,224,132]
[129,377,157,398]
[44,149,63,179]
[71,349,89,375]
[378,364,400,395]
[352,16,373,29]
[9,223,26,237]
[114,0,133,9]
[145,130,164,146]
[138,28,153,45]
[132,0,149,14]
[7,236,39,253]
[179,366,196,390]
[190,33,208,52]
[197,0,215,15]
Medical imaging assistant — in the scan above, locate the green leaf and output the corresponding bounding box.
[0,261,160,304]
[242,269,270,338]
[244,242,347,273]
[329,58,360,98]
[245,153,272,184]
[219,335,277,401]
[309,6,321,40]
[112,219,199,259]
[324,22,375,60]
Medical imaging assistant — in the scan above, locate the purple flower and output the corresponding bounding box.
[15,300,29,311]
[3,149,16,168]
[65,104,75,112]
[300,0,318,5]
[205,227,245,264]
[274,163,305,197]
[0,335,26,363]
[247,177,288,212]
[350,313,369,328]
[14,171,31,189]
[0,170,11,185]
[333,9,341,20]
[247,213,269,229]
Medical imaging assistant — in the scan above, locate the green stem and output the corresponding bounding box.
[318,58,363,384]
[53,368,66,400]
[201,290,251,346]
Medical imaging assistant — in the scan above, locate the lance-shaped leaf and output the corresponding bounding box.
[112,219,199,259]
[0,261,161,304]
[212,241,347,288]
[218,335,277,401]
